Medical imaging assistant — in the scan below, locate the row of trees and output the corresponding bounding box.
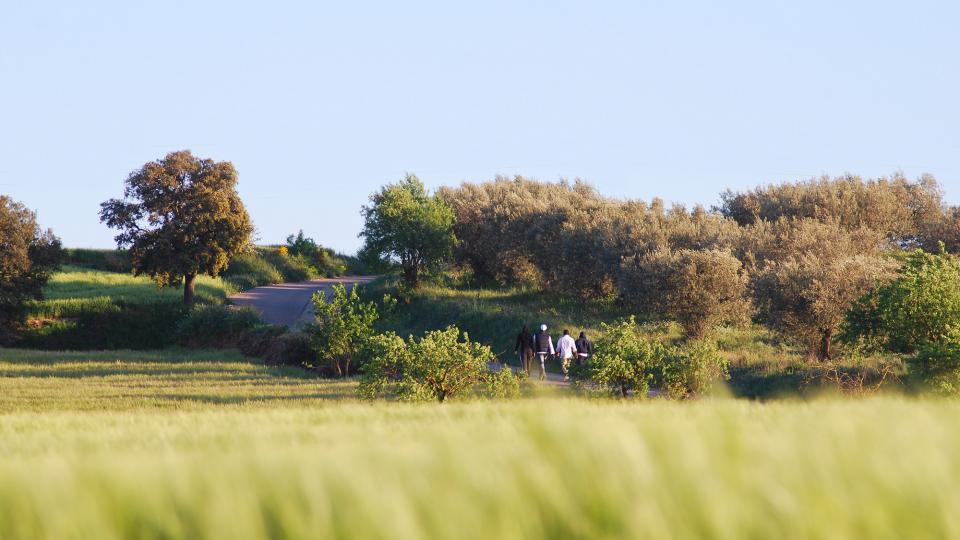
[360,173,960,361]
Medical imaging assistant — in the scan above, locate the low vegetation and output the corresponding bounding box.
[19,266,235,350]
[304,284,382,377]
[0,348,353,412]
[0,354,958,539]
[574,316,729,398]
[359,325,519,402]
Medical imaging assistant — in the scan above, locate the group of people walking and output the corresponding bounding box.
[513,324,593,381]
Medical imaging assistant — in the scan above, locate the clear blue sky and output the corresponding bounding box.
[2,1,958,254]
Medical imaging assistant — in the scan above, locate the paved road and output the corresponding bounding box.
[229,276,379,327]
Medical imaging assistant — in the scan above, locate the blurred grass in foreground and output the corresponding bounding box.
[0,347,958,539]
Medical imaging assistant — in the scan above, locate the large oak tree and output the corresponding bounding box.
[100,150,253,307]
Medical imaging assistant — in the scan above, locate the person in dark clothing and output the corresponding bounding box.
[532,324,554,381]
[575,331,593,366]
[514,325,534,375]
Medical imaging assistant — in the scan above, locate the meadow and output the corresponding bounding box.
[1,348,957,539]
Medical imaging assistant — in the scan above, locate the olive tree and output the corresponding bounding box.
[99,150,253,306]
[360,174,455,288]
[746,219,896,360]
[0,196,62,343]
[621,248,751,338]
[719,172,943,246]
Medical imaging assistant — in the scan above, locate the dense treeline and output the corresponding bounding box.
[439,173,958,359]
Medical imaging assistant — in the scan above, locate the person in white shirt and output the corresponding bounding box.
[532,324,554,381]
[555,329,578,381]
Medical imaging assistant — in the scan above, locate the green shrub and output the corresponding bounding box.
[304,284,380,377]
[237,325,289,358]
[358,326,495,402]
[577,317,661,398]
[577,316,729,399]
[260,249,315,282]
[63,249,131,273]
[174,305,263,348]
[222,252,282,290]
[909,326,960,395]
[481,365,523,399]
[285,231,349,277]
[843,247,960,354]
[658,340,729,399]
[263,332,316,369]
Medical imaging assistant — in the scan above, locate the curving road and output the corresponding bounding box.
[229,276,379,328]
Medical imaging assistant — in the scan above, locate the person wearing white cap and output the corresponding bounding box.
[532,324,554,381]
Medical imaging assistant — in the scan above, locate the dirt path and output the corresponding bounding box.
[229,276,379,327]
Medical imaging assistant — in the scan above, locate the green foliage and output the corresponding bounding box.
[259,248,315,282]
[658,340,729,399]
[19,300,187,350]
[481,365,524,399]
[843,248,960,354]
[910,326,960,395]
[222,252,283,290]
[0,195,63,344]
[305,284,380,377]
[580,317,661,397]
[284,230,348,277]
[62,248,130,273]
[100,150,254,306]
[18,266,234,350]
[361,174,456,288]
[174,305,264,348]
[358,326,495,402]
[579,317,729,399]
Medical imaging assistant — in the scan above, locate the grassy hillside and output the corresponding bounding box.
[0,351,955,539]
[20,266,236,350]
[29,265,233,317]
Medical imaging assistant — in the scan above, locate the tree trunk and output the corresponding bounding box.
[403,265,420,289]
[818,328,833,361]
[183,273,197,308]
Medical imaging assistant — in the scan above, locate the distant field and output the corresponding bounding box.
[27,265,234,319]
[0,349,957,539]
[0,349,351,412]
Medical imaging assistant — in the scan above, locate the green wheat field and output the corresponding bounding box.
[0,349,958,539]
